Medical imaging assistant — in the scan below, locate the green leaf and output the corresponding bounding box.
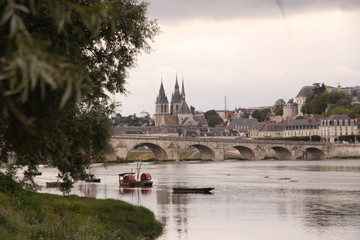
[60,81,72,108]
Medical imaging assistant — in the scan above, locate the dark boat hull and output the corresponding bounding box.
[85,178,101,183]
[173,187,214,193]
[46,182,61,188]
[120,180,153,188]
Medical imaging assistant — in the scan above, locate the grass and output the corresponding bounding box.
[0,173,163,240]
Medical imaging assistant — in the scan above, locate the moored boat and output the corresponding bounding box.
[46,181,62,188]
[85,174,101,183]
[172,187,214,193]
[118,172,153,187]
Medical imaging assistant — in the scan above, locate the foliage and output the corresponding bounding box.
[311,82,326,94]
[0,0,159,192]
[327,104,360,118]
[338,135,360,143]
[301,90,352,115]
[113,114,153,126]
[251,109,270,122]
[326,106,352,117]
[205,110,224,127]
[190,105,195,115]
[350,104,360,118]
[243,109,250,118]
[273,98,285,116]
[0,173,163,239]
[258,135,321,141]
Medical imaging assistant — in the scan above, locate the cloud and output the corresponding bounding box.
[116,1,360,116]
[146,0,360,21]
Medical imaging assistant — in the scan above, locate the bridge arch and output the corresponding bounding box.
[128,143,168,161]
[271,146,292,160]
[233,146,255,160]
[304,147,325,160]
[186,144,215,160]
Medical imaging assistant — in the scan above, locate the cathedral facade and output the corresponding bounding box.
[154,77,207,127]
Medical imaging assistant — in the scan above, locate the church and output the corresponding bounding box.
[154,76,208,127]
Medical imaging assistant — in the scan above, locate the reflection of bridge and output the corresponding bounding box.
[111,136,342,161]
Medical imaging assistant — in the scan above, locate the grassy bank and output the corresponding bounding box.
[0,173,163,240]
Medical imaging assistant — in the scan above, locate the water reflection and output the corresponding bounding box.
[32,160,360,240]
[78,184,98,198]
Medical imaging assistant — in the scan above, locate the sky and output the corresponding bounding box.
[116,0,360,116]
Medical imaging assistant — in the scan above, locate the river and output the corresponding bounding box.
[34,160,360,240]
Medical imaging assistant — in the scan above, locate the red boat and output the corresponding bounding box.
[118,172,153,188]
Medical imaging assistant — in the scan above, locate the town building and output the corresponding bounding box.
[283,119,320,137]
[227,118,260,138]
[282,99,298,123]
[294,86,314,116]
[256,123,285,138]
[319,115,358,142]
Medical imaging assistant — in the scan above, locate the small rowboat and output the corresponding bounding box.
[46,182,62,188]
[85,174,101,183]
[172,187,214,194]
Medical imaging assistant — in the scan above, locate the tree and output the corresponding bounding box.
[113,114,152,126]
[205,110,224,127]
[0,0,159,192]
[301,91,352,115]
[349,104,360,118]
[190,105,195,115]
[251,109,270,122]
[312,82,326,94]
[273,98,285,116]
[326,107,352,116]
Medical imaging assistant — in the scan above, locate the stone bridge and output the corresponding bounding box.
[110,136,342,161]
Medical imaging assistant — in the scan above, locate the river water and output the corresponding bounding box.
[33,160,360,240]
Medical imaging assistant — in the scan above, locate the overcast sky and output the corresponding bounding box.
[116,0,360,116]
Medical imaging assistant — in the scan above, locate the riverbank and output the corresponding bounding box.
[0,173,163,240]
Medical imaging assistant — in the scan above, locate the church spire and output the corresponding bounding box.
[181,77,185,100]
[171,74,181,104]
[175,74,179,88]
[155,81,168,104]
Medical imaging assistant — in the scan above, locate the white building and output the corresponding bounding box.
[319,115,358,142]
[283,119,319,137]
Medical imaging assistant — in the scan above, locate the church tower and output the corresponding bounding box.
[170,75,182,115]
[155,81,169,126]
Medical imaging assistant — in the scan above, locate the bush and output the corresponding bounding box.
[338,135,360,142]
[258,135,321,141]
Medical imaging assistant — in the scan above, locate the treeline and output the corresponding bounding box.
[113,114,153,127]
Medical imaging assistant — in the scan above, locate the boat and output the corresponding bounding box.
[85,174,101,183]
[46,182,62,188]
[172,187,214,194]
[118,172,153,188]
[84,155,101,183]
